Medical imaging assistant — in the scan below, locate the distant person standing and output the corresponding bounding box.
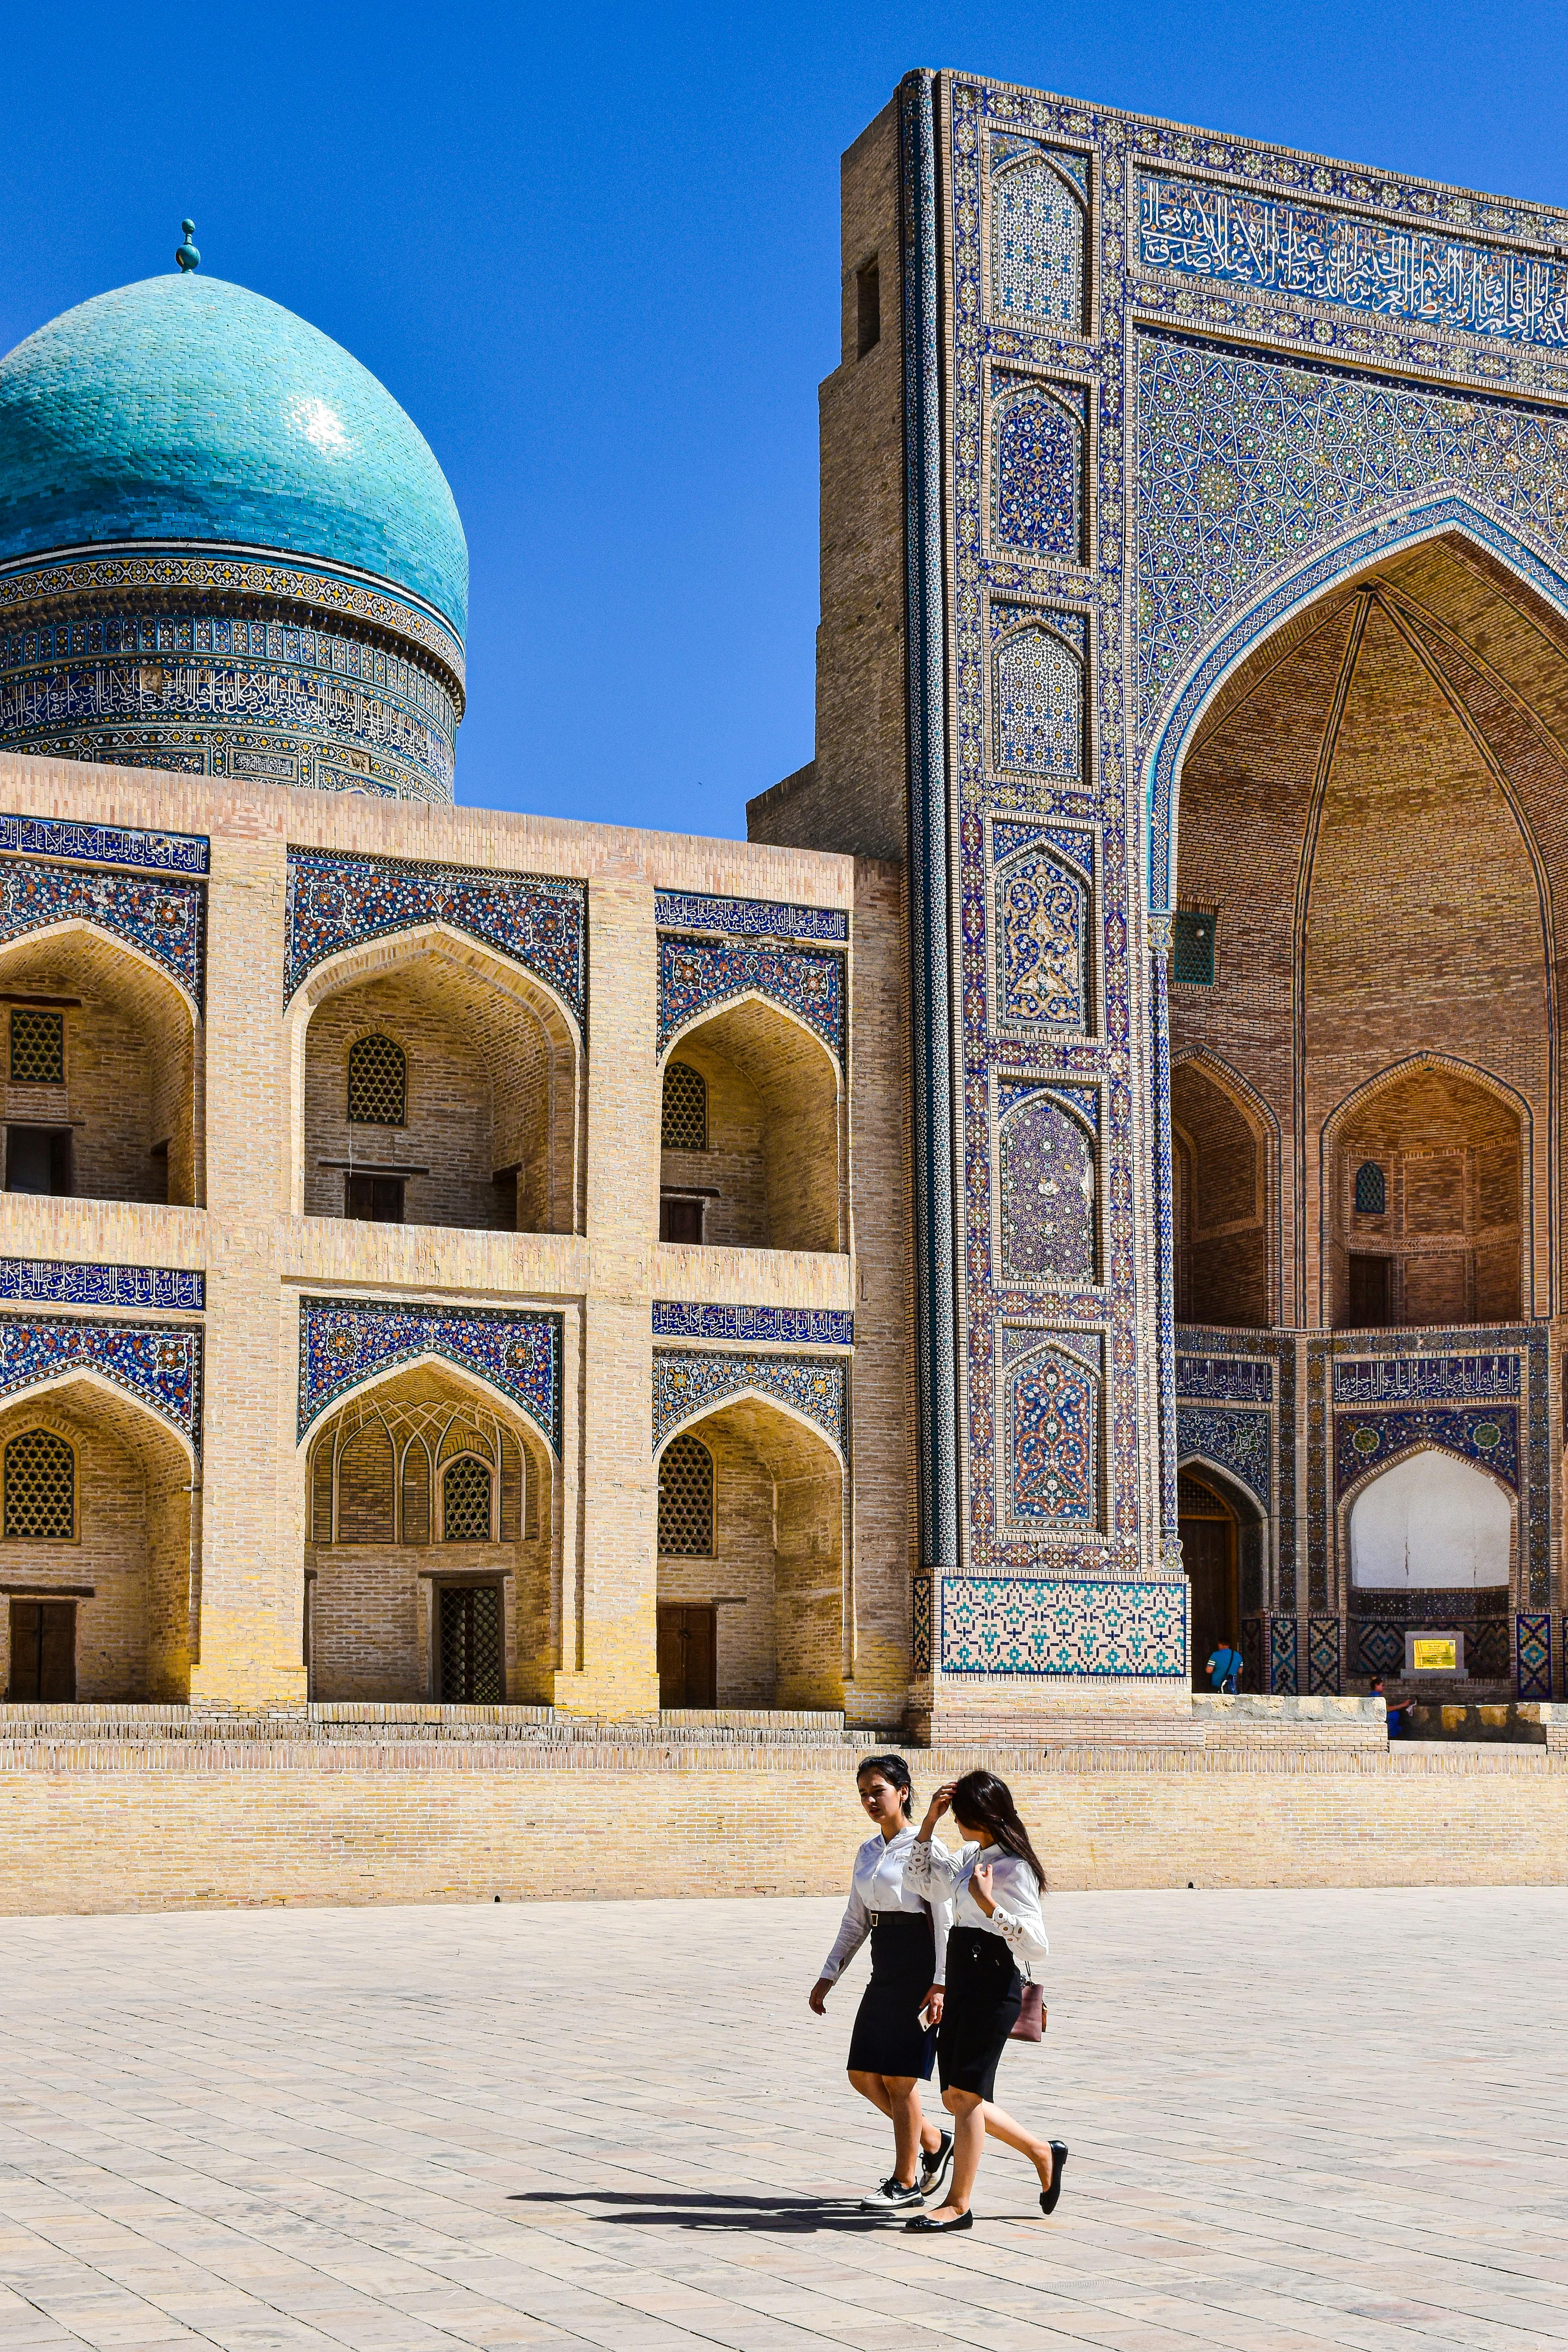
[1207,1641,1243,1693]
[902,1769,1064,2234]
[808,1754,955,2217]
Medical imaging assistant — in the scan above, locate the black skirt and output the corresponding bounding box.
[845,1911,938,2080]
[936,1925,1022,2100]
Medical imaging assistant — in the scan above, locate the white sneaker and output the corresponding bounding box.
[859,2174,926,2213]
[919,2131,955,2195]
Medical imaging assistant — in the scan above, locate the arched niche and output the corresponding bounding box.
[1326,1061,1524,1328]
[288,926,581,1235]
[1348,1446,1512,1592]
[658,995,844,1254]
[1176,1459,1267,1690]
[654,1392,845,1708]
[0,924,202,1207]
[0,1373,196,1702]
[1171,1059,1272,1328]
[301,1359,557,1703]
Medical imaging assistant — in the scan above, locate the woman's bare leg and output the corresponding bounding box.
[921,2085,986,2217]
[981,2098,1055,2189]
[849,2071,938,2185]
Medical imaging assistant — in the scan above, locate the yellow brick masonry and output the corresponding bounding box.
[0,748,897,1726]
[0,1713,1564,1910]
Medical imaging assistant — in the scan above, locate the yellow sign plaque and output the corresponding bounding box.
[1412,1637,1458,1673]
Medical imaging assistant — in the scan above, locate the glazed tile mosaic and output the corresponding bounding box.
[1517,1612,1552,1700]
[0,811,208,876]
[652,1350,848,1456]
[1336,1406,1519,1495]
[0,854,205,1005]
[652,891,848,943]
[994,839,1089,1030]
[0,1315,201,1449]
[996,1091,1096,1285]
[1002,1338,1100,1528]
[284,849,586,1024]
[657,935,845,1062]
[298,1299,561,1451]
[989,146,1087,332]
[0,1259,203,1311]
[651,1303,853,1347]
[1176,1404,1270,1509]
[940,1574,1187,1677]
[991,380,1084,559]
[993,617,1084,779]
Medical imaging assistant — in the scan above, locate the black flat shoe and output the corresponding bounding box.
[1038,2140,1069,2215]
[904,2208,973,2233]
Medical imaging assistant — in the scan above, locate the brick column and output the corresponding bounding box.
[187,814,305,1710]
[552,874,659,1715]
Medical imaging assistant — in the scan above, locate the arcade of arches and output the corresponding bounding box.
[1170,534,1568,1692]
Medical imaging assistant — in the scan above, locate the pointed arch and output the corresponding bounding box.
[1170,1051,1278,1329]
[657,993,845,1254]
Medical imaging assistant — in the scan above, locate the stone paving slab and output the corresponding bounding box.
[0,1888,1563,2348]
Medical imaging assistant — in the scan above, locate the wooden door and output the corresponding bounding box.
[7,1598,76,1700]
[657,1604,717,1706]
[437,1584,502,1702]
[1177,1472,1239,1691]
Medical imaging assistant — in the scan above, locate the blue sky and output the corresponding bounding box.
[6,3,1568,839]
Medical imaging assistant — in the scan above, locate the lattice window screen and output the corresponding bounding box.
[1177,1470,1225,1515]
[658,1433,714,1556]
[1354,1160,1387,1215]
[9,1009,64,1084]
[661,1061,708,1150]
[347,1033,407,1125]
[4,1428,75,1539]
[443,1455,493,1542]
[1171,911,1215,986]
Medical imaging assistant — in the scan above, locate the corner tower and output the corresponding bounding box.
[0,236,467,800]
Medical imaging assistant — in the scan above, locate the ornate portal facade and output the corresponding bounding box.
[0,71,1565,1773]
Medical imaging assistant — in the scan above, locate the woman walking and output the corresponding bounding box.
[903,1769,1064,2233]
[808,1753,955,2216]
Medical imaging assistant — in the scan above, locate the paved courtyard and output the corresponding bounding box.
[0,1886,1564,2350]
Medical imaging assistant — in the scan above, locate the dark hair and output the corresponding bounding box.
[857,1751,914,1817]
[949,1769,1047,1889]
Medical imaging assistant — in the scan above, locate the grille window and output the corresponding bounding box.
[347,1034,407,1125]
[442,1455,492,1542]
[1171,911,1215,986]
[658,1432,714,1557]
[1354,1160,1387,1215]
[9,1009,64,1085]
[661,1061,708,1150]
[4,1428,75,1540]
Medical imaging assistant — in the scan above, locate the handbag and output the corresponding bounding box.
[1010,1980,1045,2042]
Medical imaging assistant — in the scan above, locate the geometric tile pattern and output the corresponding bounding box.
[284,850,587,1024]
[0,1258,203,1310]
[1356,1619,1406,1679]
[1269,1612,1301,1695]
[995,625,1083,779]
[650,1303,853,1347]
[298,1298,562,1452]
[652,891,848,943]
[1306,1614,1341,1696]
[990,149,1085,331]
[1140,172,1568,354]
[911,1572,933,1673]
[651,1349,848,1457]
[0,855,205,1007]
[0,809,209,877]
[940,1574,1187,1679]
[657,935,845,1064]
[1516,1612,1552,1701]
[0,1314,202,1451]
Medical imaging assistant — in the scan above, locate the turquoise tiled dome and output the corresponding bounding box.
[0,272,467,637]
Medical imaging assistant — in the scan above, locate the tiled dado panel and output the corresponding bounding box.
[914,1570,1187,1679]
[908,70,1568,1673]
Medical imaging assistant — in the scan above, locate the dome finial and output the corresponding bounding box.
[175,220,200,273]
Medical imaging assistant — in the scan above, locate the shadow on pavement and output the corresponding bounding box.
[510,2189,893,2232]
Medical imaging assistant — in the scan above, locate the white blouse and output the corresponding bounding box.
[906,1837,1049,1975]
[820,1824,952,1984]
